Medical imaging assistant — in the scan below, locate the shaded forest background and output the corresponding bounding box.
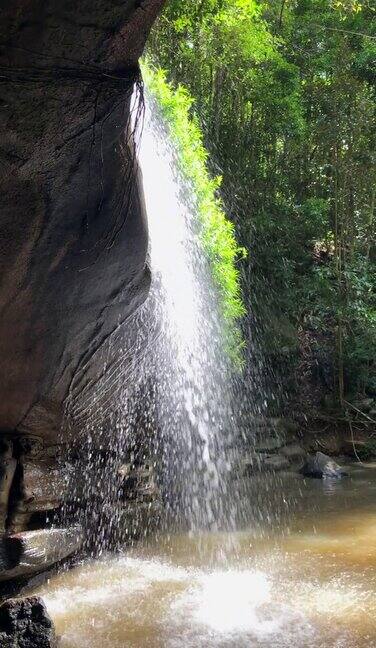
[147,0,375,425]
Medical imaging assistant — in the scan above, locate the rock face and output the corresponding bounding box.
[0,597,57,647]
[0,0,165,581]
[235,417,307,477]
[0,0,165,439]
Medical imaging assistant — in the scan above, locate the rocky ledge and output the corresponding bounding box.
[234,416,352,480]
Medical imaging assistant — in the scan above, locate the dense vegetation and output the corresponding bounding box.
[147,0,375,418]
[142,63,246,360]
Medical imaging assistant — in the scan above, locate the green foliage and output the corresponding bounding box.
[148,0,376,405]
[141,63,246,361]
[353,439,376,460]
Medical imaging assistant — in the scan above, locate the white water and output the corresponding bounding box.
[60,91,244,549]
[136,95,241,531]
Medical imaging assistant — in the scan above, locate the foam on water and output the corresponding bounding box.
[34,466,376,648]
[40,556,313,648]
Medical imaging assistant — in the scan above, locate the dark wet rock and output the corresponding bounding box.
[263,454,290,471]
[120,463,159,504]
[0,527,83,582]
[17,437,45,460]
[0,0,165,440]
[8,460,72,533]
[117,459,162,540]
[119,501,162,541]
[300,452,346,479]
[0,596,57,647]
[0,441,17,533]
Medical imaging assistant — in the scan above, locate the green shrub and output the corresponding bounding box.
[141,62,246,364]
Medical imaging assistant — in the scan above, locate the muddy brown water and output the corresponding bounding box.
[33,463,376,647]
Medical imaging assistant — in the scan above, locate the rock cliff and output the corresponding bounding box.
[0,0,165,582]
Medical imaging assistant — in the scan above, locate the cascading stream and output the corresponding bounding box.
[60,87,245,554]
[137,92,241,533]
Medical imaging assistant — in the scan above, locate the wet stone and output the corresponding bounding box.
[0,439,17,533]
[0,596,57,647]
[8,460,72,533]
[300,452,346,479]
[0,527,83,581]
[119,501,162,541]
[120,464,160,504]
[17,436,44,459]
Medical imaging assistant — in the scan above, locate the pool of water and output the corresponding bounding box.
[33,463,376,647]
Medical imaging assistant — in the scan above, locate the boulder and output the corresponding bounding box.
[0,596,57,647]
[300,452,346,479]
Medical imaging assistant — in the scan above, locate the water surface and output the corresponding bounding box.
[34,464,376,647]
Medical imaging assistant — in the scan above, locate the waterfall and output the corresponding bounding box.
[137,92,240,532]
[60,87,246,554]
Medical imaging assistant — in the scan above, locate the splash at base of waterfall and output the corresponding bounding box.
[33,466,376,648]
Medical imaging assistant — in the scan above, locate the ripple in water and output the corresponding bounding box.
[34,468,376,648]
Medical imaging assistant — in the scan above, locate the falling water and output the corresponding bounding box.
[60,86,245,554]
[136,92,241,533]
